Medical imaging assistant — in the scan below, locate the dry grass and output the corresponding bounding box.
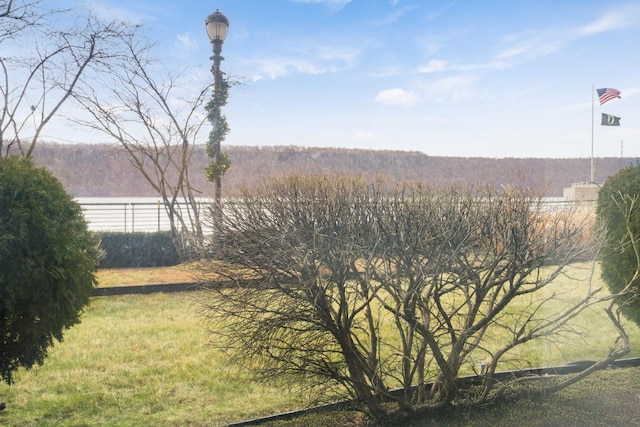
[95,261,237,288]
[96,264,201,287]
[2,262,639,426]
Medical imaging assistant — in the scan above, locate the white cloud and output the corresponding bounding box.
[494,4,640,65]
[373,5,417,25]
[176,33,196,50]
[239,43,360,80]
[316,46,360,67]
[243,57,338,80]
[417,116,447,123]
[374,88,419,106]
[577,5,640,36]
[85,0,146,24]
[621,87,640,98]
[418,59,508,74]
[353,131,376,140]
[495,31,567,62]
[422,75,477,102]
[417,59,449,73]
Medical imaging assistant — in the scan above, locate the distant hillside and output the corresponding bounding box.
[30,143,636,198]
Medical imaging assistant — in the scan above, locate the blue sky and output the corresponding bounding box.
[63,0,640,158]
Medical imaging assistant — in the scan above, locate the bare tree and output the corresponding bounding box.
[72,32,211,258]
[199,175,630,421]
[0,0,138,157]
[0,0,42,41]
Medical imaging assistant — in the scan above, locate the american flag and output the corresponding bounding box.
[597,88,621,105]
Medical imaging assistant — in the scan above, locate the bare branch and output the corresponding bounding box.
[0,2,139,157]
[199,176,619,420]
[71,31,211,258]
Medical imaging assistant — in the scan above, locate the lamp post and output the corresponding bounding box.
[205,9,229,221]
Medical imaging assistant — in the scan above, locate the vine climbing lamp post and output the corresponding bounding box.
[205,9,229,222]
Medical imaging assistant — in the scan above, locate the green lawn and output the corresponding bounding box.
[0,293,308,426]
[2,263,640,426]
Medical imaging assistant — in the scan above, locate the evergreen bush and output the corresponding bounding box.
[597,163,640,325]
[0,156,99,384]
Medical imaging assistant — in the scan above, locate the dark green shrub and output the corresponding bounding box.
[597,163,640,325]
[0,156,99,384]
[97,231,180,268]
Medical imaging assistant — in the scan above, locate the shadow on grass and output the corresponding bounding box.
[237,364,640,427]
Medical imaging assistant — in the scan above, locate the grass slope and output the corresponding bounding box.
[1,264,640,426]
[0,293,307,426]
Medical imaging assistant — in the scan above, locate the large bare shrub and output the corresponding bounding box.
[200,175,628,421]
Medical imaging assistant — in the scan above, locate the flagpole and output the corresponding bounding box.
[591,85,595,183]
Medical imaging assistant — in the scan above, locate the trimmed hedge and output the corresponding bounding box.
[97,231,180,268]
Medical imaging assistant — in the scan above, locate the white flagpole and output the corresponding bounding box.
[591,85,595,183]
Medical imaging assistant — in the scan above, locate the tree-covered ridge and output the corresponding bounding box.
[31,142,636,197]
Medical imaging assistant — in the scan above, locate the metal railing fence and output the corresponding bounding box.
[79,200,212,233]
[78,198,596,233]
